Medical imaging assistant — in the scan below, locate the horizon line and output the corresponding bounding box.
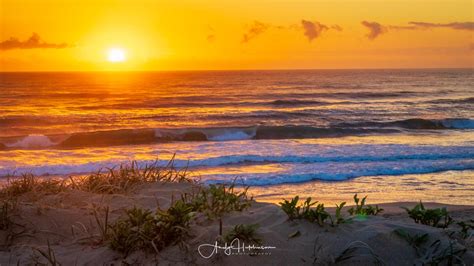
[1,67,473,73]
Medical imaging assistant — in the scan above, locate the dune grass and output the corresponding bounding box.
[0,173,67,199]
[0,157,194,200]
[69,157,193,194]
[224,223,262,245]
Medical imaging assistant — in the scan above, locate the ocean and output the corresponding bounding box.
[1,69,473,203]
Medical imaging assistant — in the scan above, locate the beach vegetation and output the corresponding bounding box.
[32,240,61,266]
[305,203,330,226]
[347,194,383,216]
[279,196,304,220]
[331,201,348,226]
[393,228,429,255]
[223,224,263,245]
[456,220,473,239]
[108,200,194,256]
[335,240,385,265]
[0,157,194,200]
[402,202,452,228]
[419,239,466,265]
[279,196,332,226]
[92,205,110,244]
[181,181,252,235]
[70,157,193,194]
[0,173,67,199]
[0,199,16,230]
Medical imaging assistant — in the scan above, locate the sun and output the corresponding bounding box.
[107,48,126,62]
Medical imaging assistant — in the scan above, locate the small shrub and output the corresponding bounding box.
[108,207,157,255]
[305,203,330,226]
[402,202,452,228]
[456,220,473,239]
[279,196,331,226]
[279,196,303,220]
[183,182,252,220]
[224,224,262,245]
[155,199,194,248]
[347,194,383,216]
[182,182,252,235]
[108,200,194,256]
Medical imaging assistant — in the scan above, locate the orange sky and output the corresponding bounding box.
[0,0,473,71]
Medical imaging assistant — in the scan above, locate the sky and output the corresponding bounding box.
[0,0,473,71]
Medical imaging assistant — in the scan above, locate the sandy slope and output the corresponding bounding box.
[0,182,473,265]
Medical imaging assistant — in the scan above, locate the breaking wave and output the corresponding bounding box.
[1,118,472,149]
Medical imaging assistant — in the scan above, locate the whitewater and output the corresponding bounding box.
[0,69,473,203]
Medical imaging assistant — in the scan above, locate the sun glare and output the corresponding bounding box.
[107,48,126,62]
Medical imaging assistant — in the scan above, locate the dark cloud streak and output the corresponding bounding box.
[242,21,270,43]
[409,21,474,31]
[0,33,71,50]
[361,21,387,40]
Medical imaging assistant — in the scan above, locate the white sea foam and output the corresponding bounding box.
[6,134,56,148]
[1,143,473,184]
[441,119,474,129]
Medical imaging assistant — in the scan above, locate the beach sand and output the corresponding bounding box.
[0,180,473,265]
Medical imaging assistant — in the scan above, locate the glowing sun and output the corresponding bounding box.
[107,48,126,62]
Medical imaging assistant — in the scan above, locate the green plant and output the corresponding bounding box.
[279,197,332,227]
[1,174,67,199]
[0,199,16,230]
[419,239,466,265]
[69,157,193,194]
[348,194,383,216]
[331,201,347,225]
[393,228,429,255]
[92,205,110,243]
[33,240,61,266]
[108,200,194,256]
[108,207,157,255]
[182,182,252,235]
[402,202,453,228]
[279,196,302,220]
[224,224,262,245]
[155,199,194,248]
[456,220,473,239]
[305,203,330,226]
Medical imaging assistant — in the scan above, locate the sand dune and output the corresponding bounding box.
[0,181,473,265]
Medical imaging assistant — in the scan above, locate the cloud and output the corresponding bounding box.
[0,33,71,50]
[331,25,343,31]
[408,21,474,31]
[206,26,216,42]
[242,21,270,43]
[361,21,387,40]
[362,20,474,40]
[301,20,330,42]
